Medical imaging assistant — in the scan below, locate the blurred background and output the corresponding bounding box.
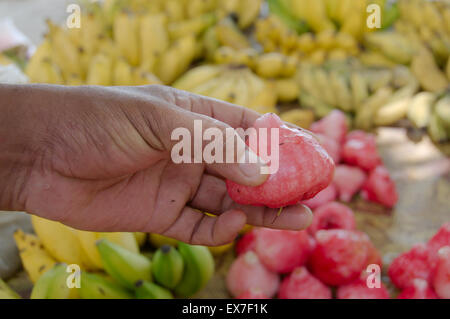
[0,0,449,300]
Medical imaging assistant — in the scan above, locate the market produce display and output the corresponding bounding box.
[14,218,215,299]
[1,0,449,300]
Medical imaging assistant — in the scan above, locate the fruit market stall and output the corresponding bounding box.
[0,0,449,300]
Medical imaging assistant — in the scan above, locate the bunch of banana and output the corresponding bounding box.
[296,59,421,129]
[255,15,360,64]
[13,229,57,284]
[410,47,449,93]
[266,0,398,46]
[173,64,278,113]
[27,0,217,86]
[202,15,252,60]
[0,278,20,299]
[28,216,140,274]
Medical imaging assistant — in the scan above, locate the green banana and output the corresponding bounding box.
[96,239,152,289]
[355,87,394,130]
[152,245,184,289]
[174,243,214,297]
[0,278,20,299]
[31,263,79,299]
[79,272,133,299]
[135,280,173,299]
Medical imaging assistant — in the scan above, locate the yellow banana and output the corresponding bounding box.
[155,35,196,84]
[134,232,147,247]
[65,74,83,86]
[280,109,315,129]
[86,53,113,86]
[359,51,398,68]
[237,0,262,29]
[316,30,336,50]
[139,13,169,73]
[114,10,140,66]
[113,58,134,85]
[366,69,393,92]
[297,33,316,53]
[313,68,335,106]
[47,20,81,78]
[274,77,300,102]
[297,65,322,100]
[187,0,216,18]
[329,71,352,111]
[247,81,278,113]
[407,92,436,129]
[340,0,365,40]
[355,86,394,130]
[173,64,222,91]
[216,17,251,50]
[255,52,285,78]
[350,71,369,111]
[423,1,445,34]
[164,0,185,22]
[411,47,448,93]
[281,54,299,77]
[13,229,57,283]
[206,72,239,102]
[232,73,251,106]
[208,242,234,256]
[31,215,90,268]
[80,12,104,58]
[374,83,419,126]
[303,0,336,32]
[24,38,51,81]
[36,59,64,84]
[132,69,162,85]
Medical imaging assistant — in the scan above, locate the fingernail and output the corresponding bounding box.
[238,148,268,179]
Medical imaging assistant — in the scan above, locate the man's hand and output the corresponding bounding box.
[0,84,311,246]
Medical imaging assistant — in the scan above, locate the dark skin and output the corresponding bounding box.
[0,84,312,246]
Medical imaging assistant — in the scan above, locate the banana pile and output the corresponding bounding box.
[29,239,214,299]
[296,60,416,126]
[24,0,265,87]
[362,0,450,93]
[13,215,216,299]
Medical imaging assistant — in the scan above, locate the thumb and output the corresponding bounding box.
[159,105,268,186]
